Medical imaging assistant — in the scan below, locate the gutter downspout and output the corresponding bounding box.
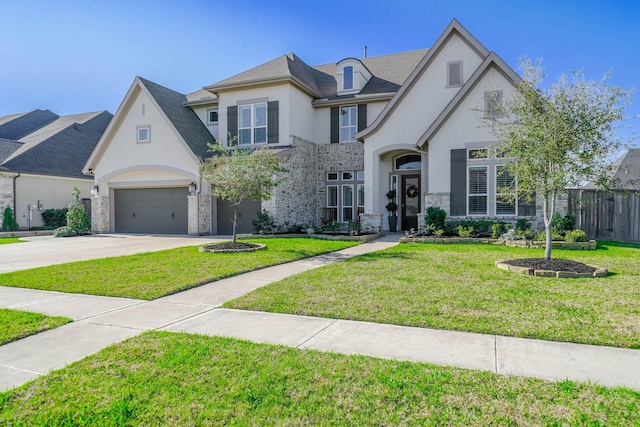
[12,172,20,217]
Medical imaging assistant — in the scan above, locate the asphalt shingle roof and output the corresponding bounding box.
[0,109,59,140]
[207,49,429,100]
[2,111,113,178]
[584,149,640,191]
[0,139,23,163]
[139,77,214,159]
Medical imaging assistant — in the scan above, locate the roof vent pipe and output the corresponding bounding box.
[363,45,367,59]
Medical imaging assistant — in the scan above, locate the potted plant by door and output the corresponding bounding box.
[385,190,398,232]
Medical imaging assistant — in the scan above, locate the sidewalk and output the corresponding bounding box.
[2,234,639,391]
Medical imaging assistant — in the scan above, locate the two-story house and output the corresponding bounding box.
[84,19,538,235]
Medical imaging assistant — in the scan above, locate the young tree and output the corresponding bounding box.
[200,139,286,243]
[66,187,91,234]
[482,59,634,259]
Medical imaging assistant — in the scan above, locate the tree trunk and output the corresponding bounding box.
[543,193,556,259]
[232,205,239,243]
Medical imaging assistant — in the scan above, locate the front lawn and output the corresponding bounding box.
[0,308,72,345]
[1,332,637,425]
[0,238,22,245]
[0,238,358,300]
[226,241,640,348]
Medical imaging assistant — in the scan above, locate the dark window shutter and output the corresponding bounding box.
[227,105,238,145]
[518,192,536,216]
[330,107,339,143]
[357,103,367,132]
[450,149,467,216]
[267,101,279,144]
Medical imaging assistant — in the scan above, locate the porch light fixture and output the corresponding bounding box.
[188,182,197,194]
[91,185,99,196]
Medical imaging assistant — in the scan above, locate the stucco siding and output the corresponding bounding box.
[14,174,92,228]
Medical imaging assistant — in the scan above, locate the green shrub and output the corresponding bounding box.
[54,226,76,237]
[2,206,19,231]
[565,229,588,242]
[425,207,446,230]
[445,220,506,237]
[515,218,530,231]
[552,212,576,236]
[41,208,68,228]
[534,231,546,241]
[66,188,90,235]
[491,223,506,238]
[456,225,474,237]
[252,209,276,234]
[288,223,310,234]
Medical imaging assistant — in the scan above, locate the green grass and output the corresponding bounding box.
[226,241,640,348]
[0,238,358,300]
[1,332,637,425]
[0,308,72,345]
[0,238,22,245]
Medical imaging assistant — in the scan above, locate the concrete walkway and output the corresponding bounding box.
[1,234,639,392]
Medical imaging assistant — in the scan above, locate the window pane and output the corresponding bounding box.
[342,172,353,180]
[496,200,515,215]
[469,196,487,215]
[343,207,353,222]
[327,186,338,207]
[341,127,354,142]
[254,127,266,144]
[356,170,364,180]
[343,66,353,90]
[468,167,487,194]
[468,149,488,159]
[342,186,353,206]
[239,106,251,127]
[137,127,148,142]
[327,172,338,181]
[209,111,218,123]
[254,104,267,126]
[239,129,251,145]
[357,184,365,207]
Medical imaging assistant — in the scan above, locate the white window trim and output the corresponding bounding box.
[136,125,150,144]
[467,165,488,216]
[447,61,463,88]
[238,102,267,145]
[339,105,357,143]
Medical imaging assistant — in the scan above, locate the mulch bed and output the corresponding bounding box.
[501,258,596,274]
[200,242,266,253]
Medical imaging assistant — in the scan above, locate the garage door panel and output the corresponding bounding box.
[115,188,188,234]
[217,199,260,235]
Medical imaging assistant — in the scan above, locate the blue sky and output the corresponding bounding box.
[1,0,638,143]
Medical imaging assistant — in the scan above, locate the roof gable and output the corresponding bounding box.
[416,52,520,148]
[355,19,491,141]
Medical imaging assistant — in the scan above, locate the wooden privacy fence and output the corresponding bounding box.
[567,190,640,243]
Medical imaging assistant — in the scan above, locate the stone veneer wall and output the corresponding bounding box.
[91,196,109,233]
[316,142,365,223]
[187,194,211,235]
[0,174,16,227]
[262,136,319,227]
[360,213,382,234]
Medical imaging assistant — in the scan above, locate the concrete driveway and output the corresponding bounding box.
[0,234,229,273]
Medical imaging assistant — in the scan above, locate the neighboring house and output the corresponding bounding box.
[583,148,640,191]
[0,109,112,229]
[84,19,541,235]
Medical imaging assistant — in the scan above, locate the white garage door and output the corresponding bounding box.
[115,188,188,234]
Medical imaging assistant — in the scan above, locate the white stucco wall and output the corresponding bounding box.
[427,66,516,193]
[191,105,219,141]
[92,85,200,189]
[365,33,484,151]
[14,174,92,228]
[288,87,316,142]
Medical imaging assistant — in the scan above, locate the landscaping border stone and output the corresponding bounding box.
[495,259,608,278]
[399,236,597,250]
[238,232,384,243]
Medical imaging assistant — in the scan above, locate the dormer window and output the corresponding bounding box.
[343,66,353,90]
[336,59,372,96]
[447,61,463,87]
